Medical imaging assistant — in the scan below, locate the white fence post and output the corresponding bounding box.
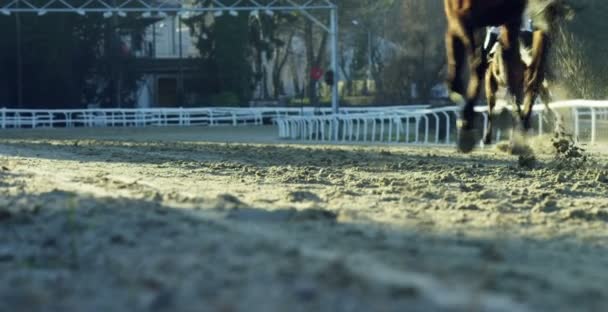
[573,108,580,142]
[482,112,488,139]
[0,103,606,148]
[591,107,597,144]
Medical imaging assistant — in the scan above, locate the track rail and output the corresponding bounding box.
[0,105,429,129]
[276,100,608,145]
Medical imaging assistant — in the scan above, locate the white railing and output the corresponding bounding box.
[0,107,260,129]
[0,105,429,130]
[5,101,603,146]
[277,100,608,145]
[277,107,459,145]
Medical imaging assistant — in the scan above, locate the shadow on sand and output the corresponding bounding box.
[1,189,607,312]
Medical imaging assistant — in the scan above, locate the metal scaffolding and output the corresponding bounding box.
[0,0,340,112]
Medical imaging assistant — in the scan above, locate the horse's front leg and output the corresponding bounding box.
[521,87,536,132]
[457,31,485,153]
[446,29,467,106]
[483,70,498,145]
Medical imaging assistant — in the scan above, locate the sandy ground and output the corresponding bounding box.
[0,125,607,312]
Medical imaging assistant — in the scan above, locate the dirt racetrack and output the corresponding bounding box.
[0,125,607,312]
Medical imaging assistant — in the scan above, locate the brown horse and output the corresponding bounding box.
[444,0,574,153]
[517,0,575,134]
[444,0,527,153]
[483,30,552,145]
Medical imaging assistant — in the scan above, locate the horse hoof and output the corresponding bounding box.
[458,129,478,153]
[509,142,533,156]
[482,135,493,146]
[449,92,466,106]
[509,131,532,156]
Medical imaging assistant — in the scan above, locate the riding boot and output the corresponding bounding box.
[483,32,499,60]
[520,30,533,49]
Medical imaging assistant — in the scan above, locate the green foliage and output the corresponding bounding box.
[183,11,254,104]
[182,4,299,105]
[209,92,240,107]
[0,13,92,108]
[0,9,153,108]
[335,0,446,103]
[1,0,605,110]
[215,14,254,102]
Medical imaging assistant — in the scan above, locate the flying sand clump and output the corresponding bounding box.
[551,131,586,161]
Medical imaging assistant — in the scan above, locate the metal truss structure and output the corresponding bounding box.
[0,0,340,112]
[0,0,333,14]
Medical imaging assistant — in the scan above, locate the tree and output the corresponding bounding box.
[337,0,396,98]
[304,18,328,107]
[0,13,94,108]
[183,11,253,105]
[271,28,296,98]
[249,11,298,100]
[0,10,153,109]
[380,0,445,103]
[215,14,254,102]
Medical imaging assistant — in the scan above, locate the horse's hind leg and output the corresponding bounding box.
[521,87,536,133]
[521,69,537,132]
[525,31,548,96]
[483,71,498,145]
[502,24,523,98]
[522,31,548,133]
[540,82,551,110]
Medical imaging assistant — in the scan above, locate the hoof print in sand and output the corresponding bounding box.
[563,209,608,222]
[227,207,336,223]
[213,194,247,210]
[286,191,322,203]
